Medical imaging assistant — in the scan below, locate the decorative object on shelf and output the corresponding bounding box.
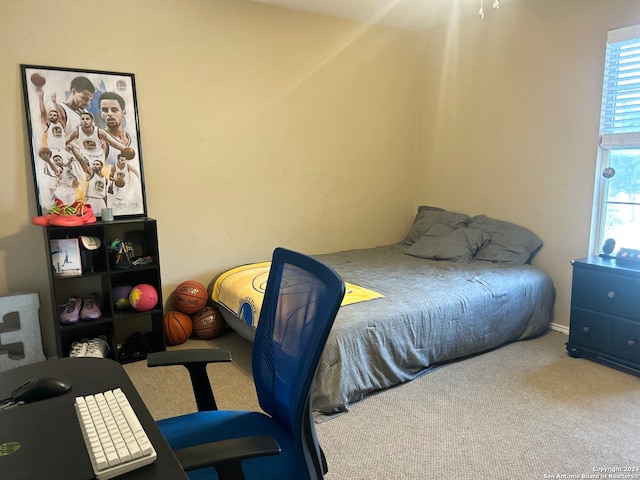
[191,306,226,340]
[173,280,208,315]
[21,64,148,219]
[101,208,114,222]
[79,236,101,273]
[108,238,134,269]
[129,283,158,312]
[163,311,193,346]
[50,238,82,277]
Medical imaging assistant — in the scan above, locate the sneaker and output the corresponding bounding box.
[117,332,141,361]
[80,203,97,224]
[80,294,101,321]
[85,336,110,358]
[35,201,93,227]
[69,341,88,357]
[59,297,82,324]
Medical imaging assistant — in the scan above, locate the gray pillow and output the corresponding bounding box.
[468,215,543,265]
[404,206,470,245]
[405,223,490,262]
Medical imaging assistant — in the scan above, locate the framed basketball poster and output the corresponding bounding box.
[21,64,148,218]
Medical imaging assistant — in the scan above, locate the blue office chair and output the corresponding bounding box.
[147,247,345,479]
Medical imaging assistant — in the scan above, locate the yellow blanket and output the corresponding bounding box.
[211,261,384,328]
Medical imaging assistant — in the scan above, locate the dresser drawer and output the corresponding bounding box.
[572,267,640,320]
[611,317,640,364]
[568,307,612,351]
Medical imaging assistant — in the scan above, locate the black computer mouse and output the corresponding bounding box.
[11,376,72,404]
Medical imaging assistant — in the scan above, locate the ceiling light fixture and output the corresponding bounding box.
[479,0,500,19]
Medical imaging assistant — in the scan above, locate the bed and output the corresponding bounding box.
[208,207,556,417]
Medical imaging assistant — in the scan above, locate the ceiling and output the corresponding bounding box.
[249,0,491,31]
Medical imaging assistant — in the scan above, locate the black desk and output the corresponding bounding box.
[0,358,187,480]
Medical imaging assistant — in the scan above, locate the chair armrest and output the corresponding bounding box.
[174,435,281,479]
[147,349,232,367]
[147,349,232,412]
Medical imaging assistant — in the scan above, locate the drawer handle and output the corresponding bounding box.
[583,326,590,333]
[607,290,616,299]
[628,339,636,347]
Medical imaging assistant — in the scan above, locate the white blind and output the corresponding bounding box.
[600,26,640,136]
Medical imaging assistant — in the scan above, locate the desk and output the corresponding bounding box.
[0,357,187,480]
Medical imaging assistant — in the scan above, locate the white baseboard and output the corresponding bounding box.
[550,322,569,335]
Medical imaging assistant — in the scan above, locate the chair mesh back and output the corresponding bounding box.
[252,248,344,439]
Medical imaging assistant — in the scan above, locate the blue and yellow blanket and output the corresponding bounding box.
[211,261,384,328]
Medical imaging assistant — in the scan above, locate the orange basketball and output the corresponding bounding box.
[115,178,126,188]
[30,72,46,88]
[192,306,226,340]
[121,147,135,160]
[173,280,208,314]
[164,310,193,346]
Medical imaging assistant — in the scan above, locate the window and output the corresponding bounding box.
[592,24,640,253]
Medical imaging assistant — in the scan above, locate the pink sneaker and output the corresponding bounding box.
[80,294,101,321]
[59,297,82,324]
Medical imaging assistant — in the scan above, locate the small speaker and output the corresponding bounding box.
[602,238,616,255]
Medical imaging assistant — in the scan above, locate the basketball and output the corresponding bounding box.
[112,285,133,309]
[173,280,208,314]
[164,311,193,346]
[129,283,158,312]
[30,72,46,88]
[115,178,126,188]
[38,146,52,159]
[192,306,226,340]
[121,147,135,160]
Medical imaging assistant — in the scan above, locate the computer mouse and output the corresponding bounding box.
[11,376,72,404]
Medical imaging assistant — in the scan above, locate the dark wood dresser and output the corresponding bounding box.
[567,256,640,375]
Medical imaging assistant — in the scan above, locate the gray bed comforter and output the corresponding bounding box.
[308,243,555,415]
[212,243,556,416]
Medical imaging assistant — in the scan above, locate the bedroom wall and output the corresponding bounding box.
[0,0,418,356]
[417,0,640,330]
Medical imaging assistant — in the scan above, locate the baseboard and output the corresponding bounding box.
[550,322,569,335]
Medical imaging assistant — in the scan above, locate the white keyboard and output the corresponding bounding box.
[74,388,157,480]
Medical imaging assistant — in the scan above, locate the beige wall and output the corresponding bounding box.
[0,0,418,356]
[4,0,639,357]
[417,0,640,332]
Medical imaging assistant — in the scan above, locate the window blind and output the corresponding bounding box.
[600,25,640,137]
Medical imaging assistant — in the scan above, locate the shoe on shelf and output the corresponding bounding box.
[79,203,96,224]
[31,199,65,226]
[69,341,88,357]
[131,332,153,360]
[80,294,101,321]
[33,200,94,227]
[85,336,110,358]
[59,297,82,324]
[117,332,141,361]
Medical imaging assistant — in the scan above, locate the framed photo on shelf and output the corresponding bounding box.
[50,238,82,277]
[21,64,148,218]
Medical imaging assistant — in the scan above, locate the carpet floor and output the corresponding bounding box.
[125,329,640,479]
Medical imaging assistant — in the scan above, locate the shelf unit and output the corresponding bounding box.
[43,217,165,362]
